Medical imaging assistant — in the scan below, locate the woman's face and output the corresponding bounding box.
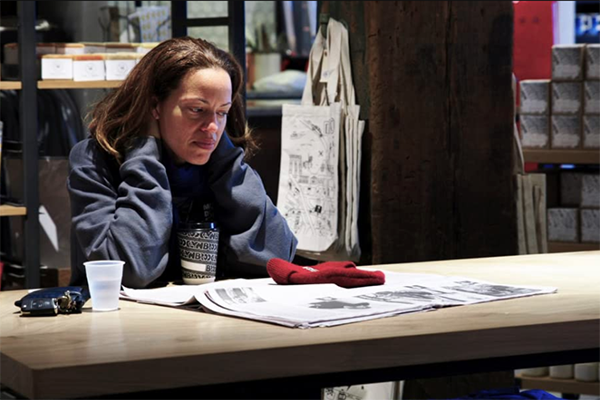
[155,67,232,165]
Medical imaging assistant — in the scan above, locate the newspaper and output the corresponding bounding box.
[121,270,557,329]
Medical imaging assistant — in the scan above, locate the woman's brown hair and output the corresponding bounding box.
[88,36,255,163]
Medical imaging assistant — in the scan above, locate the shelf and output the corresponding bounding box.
[0,205,27,217]
[523,149,600,164]
[37,80,122,89]
[0,81,22,90]
[523,149,600,165]
[548,241,600,253]
[517,374,600,396]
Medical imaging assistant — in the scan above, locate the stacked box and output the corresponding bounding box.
[82,42,106,54]
[136,42,159,54]
[552,45,585,81]
[520,80,550,115]
[584,81,600,115]
[105,43,138,53]
[55,43,85,55]
[519,80,551,149]
[551,82,582,115]
[581,209,600,243]
[520,115,550,148]
[583,115,600,149]
[549,45,585,149]
[3,42,56,79]
[73,54,105,81]
[547,208,579,242]
[583,45,599,150]
[585,44,600,80]
[105,53,138,80]
[41,54,73,80]
[551,115,581,148]
[561,173,600,208]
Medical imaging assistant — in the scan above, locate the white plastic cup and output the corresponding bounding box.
[84,260,124,311]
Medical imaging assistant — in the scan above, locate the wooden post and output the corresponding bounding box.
[364,1,517,264]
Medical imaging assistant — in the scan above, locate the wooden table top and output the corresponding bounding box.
[2,251,599,399]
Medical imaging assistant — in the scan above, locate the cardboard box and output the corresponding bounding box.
[105,53,138,80]
[3,43,18,64]
[585,44,600,80]
[104,43,138,53]
[2,42,55,80]
[547,208,579,242]
[581,209,600,243]
[551,82,582,115]
[136,42,159,54]
[54,43,85,55]
[73,54,105,81]
[552,44,585,81]
[551,115,581,148]
[583,115,600,149]
[520,115,550,148]
[81,42,106,54]
[561,173,600,208]
[584,80,600,114]
[520,80,550,114]
[41,54,73,80]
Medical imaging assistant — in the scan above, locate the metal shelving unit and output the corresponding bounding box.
[2,1,247,289]
[0,205,27,217]
[17,1,40,288]
[0,81,22,90]
[524,149,600,254]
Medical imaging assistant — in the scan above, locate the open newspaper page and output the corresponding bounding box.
[122,271,557,329]
[195,271,557,328]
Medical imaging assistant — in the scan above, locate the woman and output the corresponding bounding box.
[68,37,297,288]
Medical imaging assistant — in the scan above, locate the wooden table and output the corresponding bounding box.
[1,252,599,399]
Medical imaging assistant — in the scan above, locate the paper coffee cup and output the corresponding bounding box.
[177,222,219,285]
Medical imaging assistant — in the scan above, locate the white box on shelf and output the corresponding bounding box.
[561,173,600,208]
[550,365,574,379]
[36,43,56,56]
[520,115,549,148]
[519,367,549,377]
[105,53,138,80]
[585,44,600,80]
[551,82,582,115]
[54,43,85,55]
[574,363,599,382]
[105,42,138,53]
[547,208,579,243]
[551,115,581,148]
[584,80,600,114]
[81,42,106,54]
[73,54,105,81]
[41,55,73,80]
[581,209,600,243]
[552,44,585,81]
[583,115,600,149]
[519,80,550,115]
[137,42,159,54]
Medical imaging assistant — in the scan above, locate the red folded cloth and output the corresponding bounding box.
[266,258,385,288]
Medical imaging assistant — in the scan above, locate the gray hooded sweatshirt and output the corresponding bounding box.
[68,134,297,288]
